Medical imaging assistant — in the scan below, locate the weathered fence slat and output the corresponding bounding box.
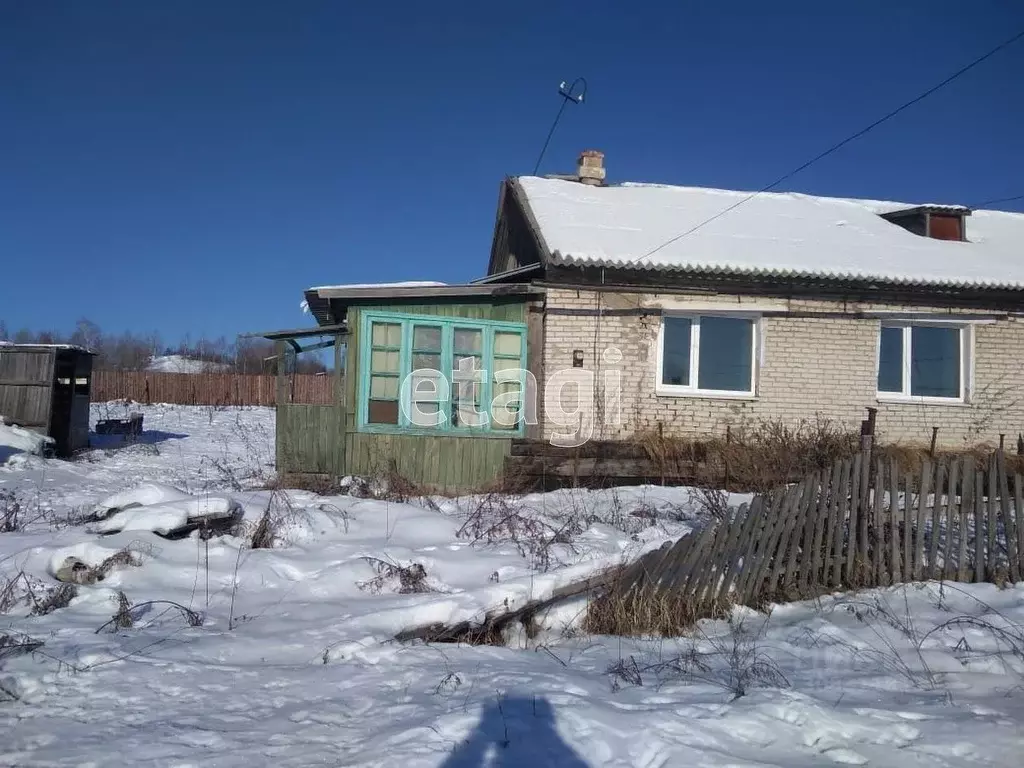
[974,464,985,583]
[950,458,965,582]
[783,472,817,593]
[880,457,893,584]
[1017,473,1024,577]
[986,454,998,580]
[770,479,809,595]
[928,462,945,580]
[719,499,763,600]
[670,518,721,595]
[746,484,798,603]
[689,518,732,604]
[703,503,749,604]
[846,453,863,584]
[999,453,1020,583]
[807,463,835,592]
[831,458,853,587]
[900,469,912,583]
[914,458,931,581]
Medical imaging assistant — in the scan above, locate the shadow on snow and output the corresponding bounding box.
[441,695,588,768]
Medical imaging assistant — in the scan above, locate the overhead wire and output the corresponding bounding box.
[972,193,1024,208]
[626,28,1024,266]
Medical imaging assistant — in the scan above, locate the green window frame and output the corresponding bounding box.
[358,311,527,436]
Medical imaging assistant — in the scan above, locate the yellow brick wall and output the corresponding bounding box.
[537,287,1024,447]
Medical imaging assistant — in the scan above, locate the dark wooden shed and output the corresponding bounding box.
[0,344,95,457]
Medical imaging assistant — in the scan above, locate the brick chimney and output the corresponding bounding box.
[577,150,606,186]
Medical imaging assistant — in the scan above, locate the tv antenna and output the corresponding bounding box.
[532,77,587,175]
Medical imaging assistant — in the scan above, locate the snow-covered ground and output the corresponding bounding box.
[147,355,232,373]
[1,405,1023,766]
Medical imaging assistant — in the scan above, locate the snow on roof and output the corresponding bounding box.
[0,342,94,353]
[309,281,447,291]
[516,177,1024,290]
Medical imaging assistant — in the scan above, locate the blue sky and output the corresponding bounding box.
[2,1,1022,343]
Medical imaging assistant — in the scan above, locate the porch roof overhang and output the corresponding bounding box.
[303,282,544,325]
[243,323,348,354]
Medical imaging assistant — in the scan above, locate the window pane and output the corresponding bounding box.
[409,401,441,427]
[371,349,400,373]
[411,370,443,401]
[370,375,399,399]
[454,379,480,403]
[696,317,752,392]
[413,325,441,350]
[661,317,691,386]
[492,357,520,374]
[490,407,519,430]
[371,322,401,347]
[454,328,482,354]
[368,399,399,424]
[412,352,441,371]
[493,380,520,397]
[877,326,903,393]
[493,332,521,357]
[911,326,960,398]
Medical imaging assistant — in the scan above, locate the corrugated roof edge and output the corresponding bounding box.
[549,251,1024,291]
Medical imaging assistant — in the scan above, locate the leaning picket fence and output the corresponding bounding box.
[608,449,1024,621]
[395,448,1024,643]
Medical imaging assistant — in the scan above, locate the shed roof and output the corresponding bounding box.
[515,176,1024,290]
[302,282,542,326]
[0,342,95,355]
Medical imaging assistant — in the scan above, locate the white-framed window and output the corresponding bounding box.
[656,314,758,397]
[876,322,971,402]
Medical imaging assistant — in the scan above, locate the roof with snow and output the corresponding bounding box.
[515,176,1024,290]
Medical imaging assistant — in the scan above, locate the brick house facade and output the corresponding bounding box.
[485,153,1024,449]
[538,287,1024,447]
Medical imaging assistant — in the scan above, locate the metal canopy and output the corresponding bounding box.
[244,323,348,341]
[242,323,348,354]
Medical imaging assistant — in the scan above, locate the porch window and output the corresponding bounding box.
[877,323,968,401]
[360,312,526,434]
[367,321,402,424]
[657,314,757,397]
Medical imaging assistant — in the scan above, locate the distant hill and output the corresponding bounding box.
[146,355,232,374]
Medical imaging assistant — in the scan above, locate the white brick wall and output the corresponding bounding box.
[537,288,1024,447]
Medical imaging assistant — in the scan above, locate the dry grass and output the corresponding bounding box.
[877,443,1024,476]
[455,491,590,571]
[585,585,731,637]
[30,583,78,616]
[247,491,298,549]
[605,614,789,699]
[357,556,432,595]
[0,490,23,533]
[112,591,134,630]
[636,417,860,493]
[96,595,203,634]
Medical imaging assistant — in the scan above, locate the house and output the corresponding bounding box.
[264,151,1024,490]
[0,343,94,456]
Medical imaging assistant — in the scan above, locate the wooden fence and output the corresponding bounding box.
[611,449,1024,616]
[91,371,335,406]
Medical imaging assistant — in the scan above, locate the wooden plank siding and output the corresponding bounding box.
[0,348,55,430]
[344,432,511,492]
[277,403,346,475]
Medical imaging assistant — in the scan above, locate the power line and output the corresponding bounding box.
[630,28,1024,265]
[533,78,587,176]
[972,193,1024,208]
